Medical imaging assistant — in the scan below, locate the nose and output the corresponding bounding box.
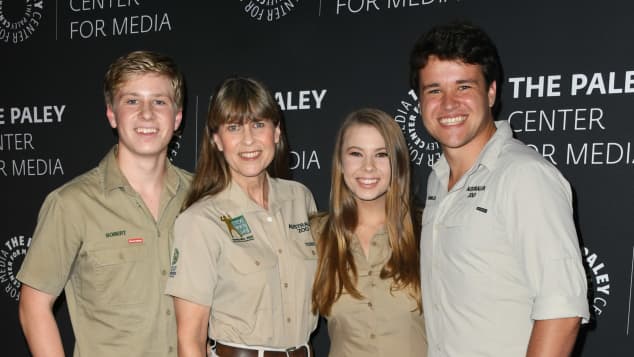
[363,156,376,172]
[441,91,457,111]
[141,101,153,120]
[241,124,254,145]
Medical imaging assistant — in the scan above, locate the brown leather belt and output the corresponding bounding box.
[215,342,311,357]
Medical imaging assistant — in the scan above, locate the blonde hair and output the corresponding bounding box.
[312,108,421,316]
[103,50,184,109]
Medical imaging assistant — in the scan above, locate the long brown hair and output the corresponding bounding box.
[312,108,421,316]
[183,77,288,209]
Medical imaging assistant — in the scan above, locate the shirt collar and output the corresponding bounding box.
[217,174,293,213]
[432,120,512,182]
[100,145,183,196]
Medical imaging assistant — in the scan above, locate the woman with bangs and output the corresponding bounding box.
[165,77,318,357]
[311,108,427,357]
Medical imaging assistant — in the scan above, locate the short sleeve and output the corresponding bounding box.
[502,161,589,322]
[165,209,221,307]
[17,191,82,296]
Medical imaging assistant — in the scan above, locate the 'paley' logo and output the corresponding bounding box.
[584,246,610,318]
[0,235,31,301]
[393,90,440,167]
[0,0,44,44]
[240,0,301,22]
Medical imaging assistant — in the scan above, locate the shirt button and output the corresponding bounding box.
[166,309,171,315]
[367,302,373,308]
[266,216,273,222]
[278,249,283,254]
[371,241,377,246]
[287,317,291,323]
[168,346,174,353]
[161,269,167,276]
[368,270,373,276]
[370,282,376,287]
[284,283,288,288]
[370,333,376,339]
[255,260,260,266]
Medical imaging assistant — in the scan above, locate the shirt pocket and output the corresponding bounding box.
[79,245,149,305]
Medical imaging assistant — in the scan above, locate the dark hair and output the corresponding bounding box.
[183,76,288,209]
[409,21,502,96]
[104,50,184,109]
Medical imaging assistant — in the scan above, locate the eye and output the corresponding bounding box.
[458,84,472,91]
[153,99,167,105]
[252,121,266,129]
[125,98,138,105]
[226,124,241,132]
[347,150,363,157]
[376,151,389,158]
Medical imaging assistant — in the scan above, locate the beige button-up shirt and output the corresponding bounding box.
[421,121,589,356]
[18,146,191,357]
[313,216,427,357]
[165,177,317,348]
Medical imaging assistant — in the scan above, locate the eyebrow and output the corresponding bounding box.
[345,145,388,151]
[420,78,480,91]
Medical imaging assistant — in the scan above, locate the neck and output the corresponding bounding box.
[355,197,386,228]
[116,148,168,191]
[234,174,269,209]
[444,120,497,190]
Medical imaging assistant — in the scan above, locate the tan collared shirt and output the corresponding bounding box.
[17,146,192,357]
[421,121,589,356]
[313,216,427,357]
[165,177,317,348]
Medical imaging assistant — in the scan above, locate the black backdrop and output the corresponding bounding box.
[2,1,633,355]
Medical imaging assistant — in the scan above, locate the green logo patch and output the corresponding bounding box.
[220,214,254,242]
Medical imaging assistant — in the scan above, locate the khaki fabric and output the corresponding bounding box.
[17,146,192,357]
[312,216,427,357]
[165,177,317,348]
[421,121,589,356]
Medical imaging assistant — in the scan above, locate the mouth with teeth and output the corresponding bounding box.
[357,178,379,187]
[135,127,158,134]
[239,151,261,159]
[439,115,467,126]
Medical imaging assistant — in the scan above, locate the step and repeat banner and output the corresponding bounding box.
[1,1,633,355]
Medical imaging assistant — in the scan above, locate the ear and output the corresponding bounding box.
[212,133,223,151]
[274,123,281,144]
[106,105,117,129]
[487,80,497,108]
[173,110,183,131]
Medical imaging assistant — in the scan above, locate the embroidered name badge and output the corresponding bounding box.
[128,237,144,244]
[105,230,126,238]
[466,185,486,198]
[220,214,254,242]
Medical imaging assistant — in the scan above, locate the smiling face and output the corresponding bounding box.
[213,118,281,187]
[106,73,182,160]
[341,124,391,204]
[418,56,497,159]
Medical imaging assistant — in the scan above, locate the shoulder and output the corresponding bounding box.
[47,166,101,203]
[271,177,314,200]
[172,165,193,182]
[309,212,329,238]
[496,138,567,183]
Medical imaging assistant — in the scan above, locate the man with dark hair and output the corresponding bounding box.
[17,50,191,357]
[410,22,589,356]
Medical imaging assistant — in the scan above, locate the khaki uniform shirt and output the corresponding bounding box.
[421,121,589,356]
[17,146,192,357]
[313,216,427,357]
[165,177,317,348]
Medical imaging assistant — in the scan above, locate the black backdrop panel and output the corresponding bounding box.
[2,1,633,355]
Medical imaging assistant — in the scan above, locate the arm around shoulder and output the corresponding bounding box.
[18,284,65,357]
